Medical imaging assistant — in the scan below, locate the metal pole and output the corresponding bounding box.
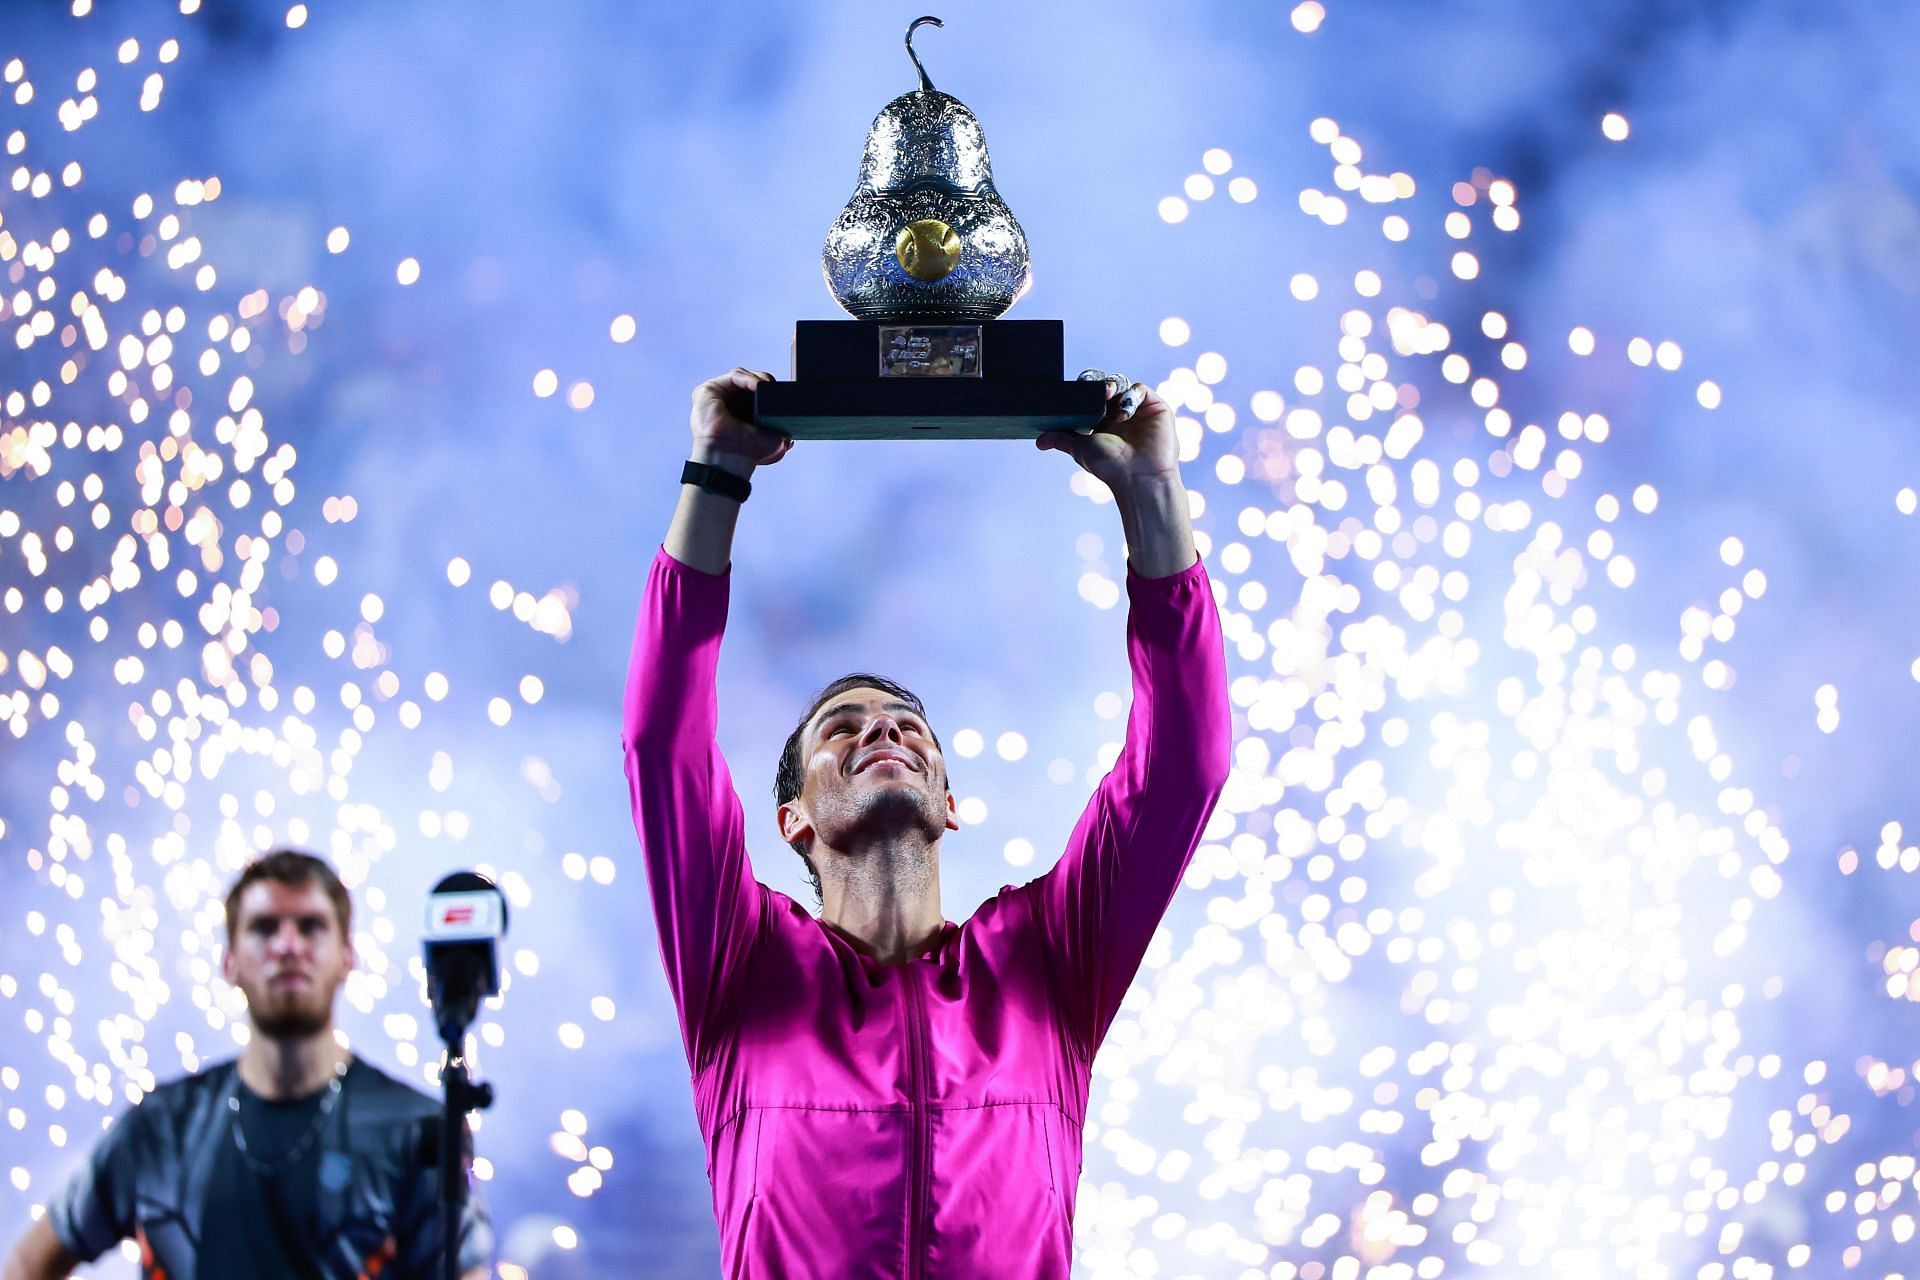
[441,1054,467,1280]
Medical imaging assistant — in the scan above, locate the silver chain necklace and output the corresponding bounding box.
[227,1057,349,1177]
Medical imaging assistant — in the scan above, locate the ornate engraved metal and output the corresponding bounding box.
[822,17,1031,322]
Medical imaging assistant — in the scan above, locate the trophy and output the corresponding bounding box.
[753,16,1109,440]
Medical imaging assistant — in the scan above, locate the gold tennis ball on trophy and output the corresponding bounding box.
[894,219,962,281]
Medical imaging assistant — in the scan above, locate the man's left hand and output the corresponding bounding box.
[1035,371,1181,488]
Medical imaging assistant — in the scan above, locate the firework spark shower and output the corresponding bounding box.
[3,1,1920,1276]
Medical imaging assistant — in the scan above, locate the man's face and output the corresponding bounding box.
[221,879,354,1040]
[780,687,959,856]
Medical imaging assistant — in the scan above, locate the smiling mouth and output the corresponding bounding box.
[853,751,918,775]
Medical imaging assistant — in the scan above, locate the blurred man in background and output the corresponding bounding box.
[2,849,491,1280]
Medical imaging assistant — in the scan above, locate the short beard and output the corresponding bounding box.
[824,778,948,851]
[248,993,333,1041]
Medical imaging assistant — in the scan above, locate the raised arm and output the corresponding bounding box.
[624,369,792,1067]
[664,368,791,573]
[1030,380,1231,1049]
[1037,378,1198,580]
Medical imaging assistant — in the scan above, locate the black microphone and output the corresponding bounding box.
[422,871,508,1046]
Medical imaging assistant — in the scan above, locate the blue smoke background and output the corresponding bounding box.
[3,0,1919,1274]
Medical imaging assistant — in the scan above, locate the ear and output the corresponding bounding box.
[944,790,960,833]
[777,799,814,849]
[220,942,237,987]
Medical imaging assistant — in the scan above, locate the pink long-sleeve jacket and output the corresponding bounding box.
[623,548,1229,1279]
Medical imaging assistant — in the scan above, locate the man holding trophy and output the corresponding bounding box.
[622,18,1231,1278]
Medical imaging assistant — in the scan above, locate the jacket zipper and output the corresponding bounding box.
[904,965,930,1280]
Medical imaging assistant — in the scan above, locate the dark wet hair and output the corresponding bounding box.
[775,674,942,905]
[223,848,352,940]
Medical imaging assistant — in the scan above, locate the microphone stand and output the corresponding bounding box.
[435,1030,494,1280]
[422,873,507,1280]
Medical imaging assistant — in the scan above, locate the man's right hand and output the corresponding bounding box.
[690,369,794,477]
[666,368,791,574]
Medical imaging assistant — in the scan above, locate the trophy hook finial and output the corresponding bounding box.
[905,15,942,94]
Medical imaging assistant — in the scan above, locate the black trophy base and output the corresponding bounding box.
[753,320,1109,440]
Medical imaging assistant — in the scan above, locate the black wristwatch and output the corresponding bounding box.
[681,460,752,503]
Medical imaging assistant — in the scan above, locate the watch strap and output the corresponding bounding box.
[680,460,752,503]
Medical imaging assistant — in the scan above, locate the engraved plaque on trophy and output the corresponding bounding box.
[753,16,1109,440]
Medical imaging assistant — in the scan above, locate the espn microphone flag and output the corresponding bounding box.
[428,892,503,938]
[423,871,509,1044]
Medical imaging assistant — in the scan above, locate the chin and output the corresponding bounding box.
[248,992,333,1040]
[841,786,948,838]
